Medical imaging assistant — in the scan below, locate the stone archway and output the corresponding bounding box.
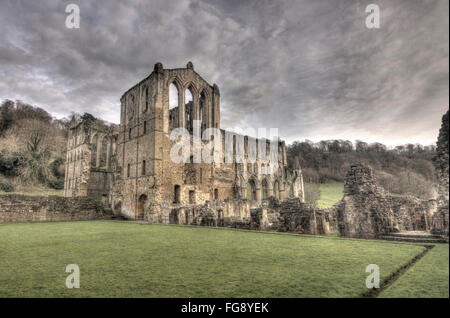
[247,179,256,200]
[113,201,122,216]
[137,194,147,220]
[274,180,280,199]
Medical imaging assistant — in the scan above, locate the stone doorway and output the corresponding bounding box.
[137,194,147,220]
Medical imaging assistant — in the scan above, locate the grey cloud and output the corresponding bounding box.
[0,0,447,145]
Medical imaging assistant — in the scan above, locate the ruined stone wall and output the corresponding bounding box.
[337,164,399,239]
[166,196,335,234]
[278,198,337,234]
[64,119,118,201]
[110,62,304,220]
[432,110,449,237]
[0,194,106,222]
[390,196,435,232]
[336,163,440,239]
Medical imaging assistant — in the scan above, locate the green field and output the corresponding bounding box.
[380,244,449,298]
[318,182,344,207]
[0,221,447,298]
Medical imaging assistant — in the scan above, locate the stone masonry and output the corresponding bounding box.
[337,163,399,238]
[64,62,305,224]
[0,194,106,222]
[337,163,439,239]
[432,110,449,237]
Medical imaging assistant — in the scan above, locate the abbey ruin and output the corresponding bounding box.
[58,63,448,240]
[64,62,305,226]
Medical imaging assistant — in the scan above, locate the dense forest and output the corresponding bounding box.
[0,99,439,201]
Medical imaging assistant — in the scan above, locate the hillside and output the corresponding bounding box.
[289,140,438,203]
[0,100,70,194]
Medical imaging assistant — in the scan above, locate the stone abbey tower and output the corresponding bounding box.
[64,62,305,223]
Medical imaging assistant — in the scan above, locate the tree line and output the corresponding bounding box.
[287,139,437,200]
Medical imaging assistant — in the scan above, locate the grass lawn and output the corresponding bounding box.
[0,220,436,298]
[318,182,344,208]
[380,244,449,298]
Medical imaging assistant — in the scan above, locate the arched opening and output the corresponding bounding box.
[214,188,219,200]
[262,179,269,200]
[174,185,181,203]
[247,179,256,200]
[185,87,194,134]
[137,194,147,220]
[189,190,195,204]
[169,83,179,110]
[169,82,180,129]
[274,180,280,199]
[290,183,295,197]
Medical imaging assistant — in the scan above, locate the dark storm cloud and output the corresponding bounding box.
[0,0,448,145]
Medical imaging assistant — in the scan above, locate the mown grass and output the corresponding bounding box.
[317,182,344,207]
[0,220,428,298]
[380,244,449,298]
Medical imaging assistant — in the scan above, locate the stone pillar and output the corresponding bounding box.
[178,88,185,129]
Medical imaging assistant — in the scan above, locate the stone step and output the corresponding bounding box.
[388,233,440,239]
[379,235,449,244]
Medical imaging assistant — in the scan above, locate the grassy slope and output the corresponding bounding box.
[380,244,449,298]
[317,182,344,208]
[0,221,426,298]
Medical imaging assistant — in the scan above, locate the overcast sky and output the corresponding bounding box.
[0,0,448,145]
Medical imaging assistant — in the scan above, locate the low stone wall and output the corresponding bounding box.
[167,196,337,234]
[278,198,338,234]
[0,194,106,222]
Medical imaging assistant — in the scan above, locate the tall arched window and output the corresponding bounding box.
[185,88,193,133]
[247,179,256,200]
[169,83,179,110]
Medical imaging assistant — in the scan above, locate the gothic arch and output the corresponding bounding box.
[247,178,257,200]
[273,179,281,199]
[168,79,182,110]
[184,84,197,134]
